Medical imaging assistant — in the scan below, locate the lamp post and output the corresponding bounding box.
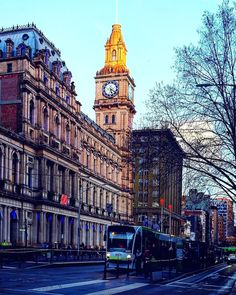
[160,197,164,233]
[168,204,172,236]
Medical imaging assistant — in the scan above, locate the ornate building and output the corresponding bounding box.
[0,23,135,248]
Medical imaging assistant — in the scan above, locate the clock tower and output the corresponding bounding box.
[94,23,136,151]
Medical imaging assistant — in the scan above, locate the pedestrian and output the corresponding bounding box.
[135,249,142,275]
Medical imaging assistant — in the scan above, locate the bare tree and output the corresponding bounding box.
[144,0,236,202]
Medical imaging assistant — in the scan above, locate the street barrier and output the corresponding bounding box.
[0,248,106,269]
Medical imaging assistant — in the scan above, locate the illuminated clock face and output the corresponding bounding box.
[102,80,119,98]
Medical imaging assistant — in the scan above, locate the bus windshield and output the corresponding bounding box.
[107,230,134,252]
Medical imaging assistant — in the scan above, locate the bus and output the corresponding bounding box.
[105,224,184,270]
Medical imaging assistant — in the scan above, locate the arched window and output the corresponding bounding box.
[17,44,26,56]
[54,116,60,138]
[44,49,50,66]
[112,50,116,61]
[43,108,48,131]
[12,153,18,184]
[105,115,109,124]
[29,100,34,124]
[112,114,116,124]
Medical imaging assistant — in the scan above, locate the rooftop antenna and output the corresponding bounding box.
[116,0,119,23]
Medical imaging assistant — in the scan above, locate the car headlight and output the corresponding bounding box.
[106,252,110,258]
[127,254,131,260]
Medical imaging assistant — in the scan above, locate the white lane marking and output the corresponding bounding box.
[194,265,229,283]
[172,265,229,283]
[30,279,106,292]
[85,283,149,295]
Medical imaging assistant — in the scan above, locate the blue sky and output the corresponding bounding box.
[1,0,221,124]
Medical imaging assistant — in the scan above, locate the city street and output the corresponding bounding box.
[0,263,235,295]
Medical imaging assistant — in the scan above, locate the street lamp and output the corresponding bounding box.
[160,197,164,232]
[168,204,172,236]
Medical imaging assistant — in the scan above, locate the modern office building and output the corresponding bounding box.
[0,23,135,248]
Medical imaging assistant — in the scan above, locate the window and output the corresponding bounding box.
[19,44,26,56]
[112,50,116,61]
[7,63,12,73]
[112,115,116,124]
[29,100,34,124]
[28,167,33,188]
[43,74,48,86]
[55,83,59,96]
[105,115,109,124]
[54,116,60,138]
[12,153,18,184]
[44,49,50,66]
[43,108,48,131]
[66,95,70,104]
[86,153,90,168]
[66,124,70,144]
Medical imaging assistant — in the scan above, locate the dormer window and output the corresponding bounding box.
[112,50,116,61]
[43,74,48,86]
[17,44,26,56]
[44,49,50,66]
[55,83,59,96]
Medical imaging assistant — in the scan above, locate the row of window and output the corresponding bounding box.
[104,114,116,124]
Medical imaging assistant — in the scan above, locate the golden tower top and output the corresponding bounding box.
[98,24,129,75]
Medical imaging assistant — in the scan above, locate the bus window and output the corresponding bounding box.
[133,232,141,254]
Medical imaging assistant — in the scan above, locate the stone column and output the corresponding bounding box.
[53,164,58,194]
[73,217,78,248]
[64,216,69,245]
[52,214,57,244]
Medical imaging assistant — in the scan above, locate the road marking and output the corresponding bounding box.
[85,283,149,295]
[194,265,229,283]
[30,279,106,292]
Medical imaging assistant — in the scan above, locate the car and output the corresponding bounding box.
[227,254,236,264]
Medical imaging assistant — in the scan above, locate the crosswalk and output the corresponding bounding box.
[30,279,149,294]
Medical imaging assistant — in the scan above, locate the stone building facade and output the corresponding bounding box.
[132,129,184,236]
[0,23,135,248]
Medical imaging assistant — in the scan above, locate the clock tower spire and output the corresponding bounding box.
[94,23,136,149]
